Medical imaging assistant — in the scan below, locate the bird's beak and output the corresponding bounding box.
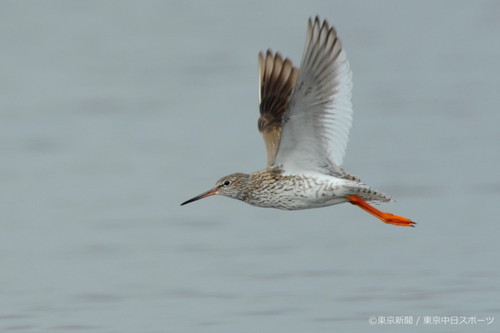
[180,188,219,206]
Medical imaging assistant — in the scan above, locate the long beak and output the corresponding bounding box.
[180,188,219,206]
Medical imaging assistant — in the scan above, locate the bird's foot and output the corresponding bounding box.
[347,195,416,227]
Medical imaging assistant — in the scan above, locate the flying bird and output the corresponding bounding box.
[181,17,415,227]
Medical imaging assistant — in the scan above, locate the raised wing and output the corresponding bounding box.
[258,50,298,166]
[273,17,353,174]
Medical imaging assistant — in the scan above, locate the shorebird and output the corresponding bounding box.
[181,16,415,227]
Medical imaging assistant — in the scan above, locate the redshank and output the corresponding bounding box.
[181,16,415,227]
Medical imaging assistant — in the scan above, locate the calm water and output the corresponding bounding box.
[1,1,499,332]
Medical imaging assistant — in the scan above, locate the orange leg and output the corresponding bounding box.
[347,195,415,227]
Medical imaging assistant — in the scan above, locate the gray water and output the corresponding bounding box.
[1,1,499,332]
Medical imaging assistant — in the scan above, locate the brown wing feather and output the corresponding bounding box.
[258,50,298,166]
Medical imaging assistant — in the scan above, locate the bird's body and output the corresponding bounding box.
[220,168,389,210]
[181,17,415,227]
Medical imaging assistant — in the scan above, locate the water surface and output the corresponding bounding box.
[1,1,499,332]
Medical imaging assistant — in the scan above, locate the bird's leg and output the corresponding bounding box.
[346,195,415,227]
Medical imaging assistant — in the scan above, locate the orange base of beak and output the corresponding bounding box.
[347,195,415,227]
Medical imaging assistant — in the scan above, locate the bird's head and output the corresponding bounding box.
[180,173,250,206]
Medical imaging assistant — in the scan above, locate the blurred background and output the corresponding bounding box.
[1,1,499,332]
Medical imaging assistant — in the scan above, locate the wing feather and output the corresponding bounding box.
[273,17,353,174]
[258,50,298,166]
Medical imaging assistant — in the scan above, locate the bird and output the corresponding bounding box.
[181,16,415,227]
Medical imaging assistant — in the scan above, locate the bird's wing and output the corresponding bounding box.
[273,17,353,174]
[258,50,298,166]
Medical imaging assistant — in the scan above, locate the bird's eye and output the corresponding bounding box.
[223,180,231,186]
